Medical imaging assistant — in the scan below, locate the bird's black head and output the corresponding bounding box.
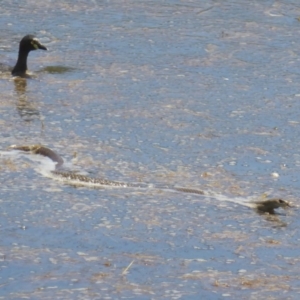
[19,35,47,52]
[12,35,47,76]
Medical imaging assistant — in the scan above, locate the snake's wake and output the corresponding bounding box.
[1,144,291,214]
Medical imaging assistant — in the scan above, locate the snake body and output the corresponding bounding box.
[10,144,205,193]
[8,144,291,214]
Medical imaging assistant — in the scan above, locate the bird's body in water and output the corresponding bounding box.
[11,35,47,77]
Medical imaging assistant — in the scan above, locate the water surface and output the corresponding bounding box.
[1,1,300,299]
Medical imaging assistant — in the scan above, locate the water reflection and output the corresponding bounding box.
[255,211,288,227]
[14,78,40,121]
[39,65,76,74]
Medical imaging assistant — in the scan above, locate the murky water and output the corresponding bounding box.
[1,0,300,299]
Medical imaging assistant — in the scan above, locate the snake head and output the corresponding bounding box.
[265,198,292,209]
[254,198,292,214]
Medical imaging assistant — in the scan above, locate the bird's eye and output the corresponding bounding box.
[31,41,38,49]
[279,199,284,203]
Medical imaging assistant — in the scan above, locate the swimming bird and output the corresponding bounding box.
[11,35,47,77]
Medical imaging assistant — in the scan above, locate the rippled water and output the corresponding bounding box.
[1,1,300,299]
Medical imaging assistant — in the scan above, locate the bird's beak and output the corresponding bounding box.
[31,38,47,50]
[37,42,47,50]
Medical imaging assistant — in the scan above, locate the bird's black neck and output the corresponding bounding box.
[12,49,30,76]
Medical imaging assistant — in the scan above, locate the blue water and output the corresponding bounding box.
[0,0,300,299]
